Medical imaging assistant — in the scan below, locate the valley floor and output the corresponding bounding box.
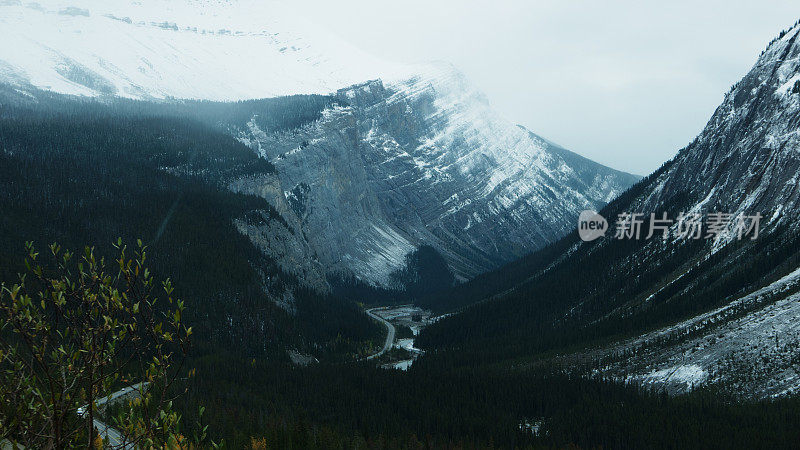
[365,305,432,369]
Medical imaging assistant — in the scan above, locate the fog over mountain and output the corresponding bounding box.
[0,0,638,286]
[3,2,800,447]
[285,0,800,175]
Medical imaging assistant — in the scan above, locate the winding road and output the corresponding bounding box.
[79,382,149,449]
[365,307,395,360]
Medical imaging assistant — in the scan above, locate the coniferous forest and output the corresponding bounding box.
[3,86,800,449]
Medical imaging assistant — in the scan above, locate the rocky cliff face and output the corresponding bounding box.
[629,23,800,231]
[418,21,800,398]
[238,65,639,285]
[597,20,800,397]
[0,0,639,288]
[228,173,330,295]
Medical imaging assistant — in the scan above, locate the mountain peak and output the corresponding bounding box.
[0,0,401,99]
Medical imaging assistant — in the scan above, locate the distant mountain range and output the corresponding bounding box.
[7,3,800,446]
[0,0,638,287]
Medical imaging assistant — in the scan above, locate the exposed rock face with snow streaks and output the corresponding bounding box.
[240,66,638,284]
[631,23,800,230]
[591,21,800,397]
[0,0,638,286]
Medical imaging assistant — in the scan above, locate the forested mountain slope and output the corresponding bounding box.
[418,20,800,398]
[0,0,639,288]
[0,87,382,361]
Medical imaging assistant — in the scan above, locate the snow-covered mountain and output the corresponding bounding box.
[419,20,800,398]
[597,20,800,397]
[236,65,638,284]
[0,0,401,99]
[620,23,800,240]
[0,0,639,286]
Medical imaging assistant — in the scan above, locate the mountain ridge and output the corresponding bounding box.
[0,0,403,100]
[234,66,639,285]
[417,19,800,398]
[0,0,640,287]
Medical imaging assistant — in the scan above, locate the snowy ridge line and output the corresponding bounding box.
[243,69,636,285]
[0,0,411,100]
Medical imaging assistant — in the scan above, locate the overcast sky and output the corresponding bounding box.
[280,0,798,175]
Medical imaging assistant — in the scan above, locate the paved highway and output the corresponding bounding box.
[78,382,149,449]
[365,307,395,360]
